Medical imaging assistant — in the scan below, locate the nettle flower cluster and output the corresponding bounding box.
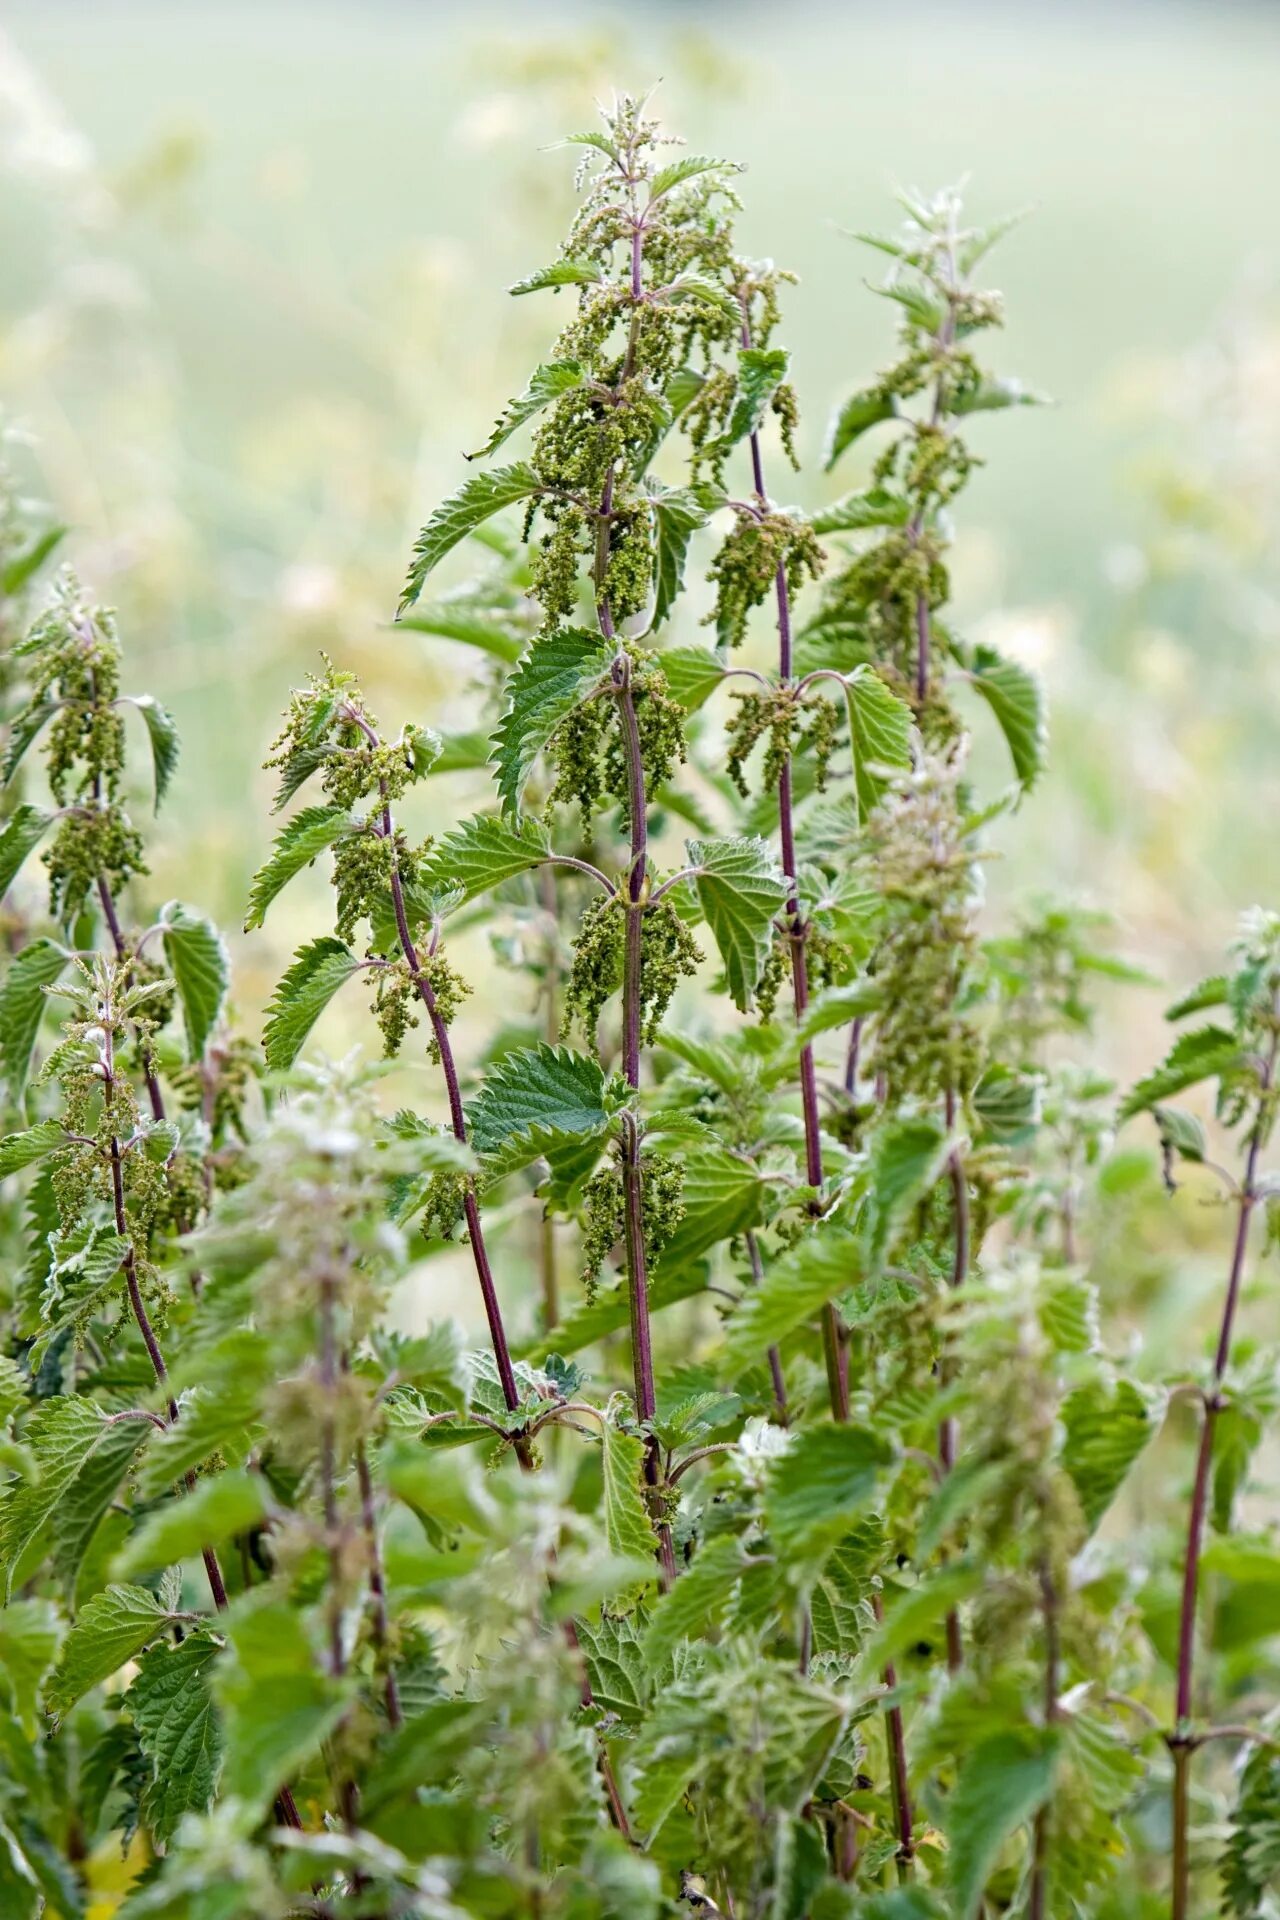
[1,95,1279,1920]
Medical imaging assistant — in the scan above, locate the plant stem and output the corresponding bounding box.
[355,1440,401,1728]
[1028,1554,1061,1920]
[378,780,521,1416]
[745,1230,787,1423]
[1169,1024,1277,1920]
[873,1593,915,1875]
[740,305,849,1426]
[939,1083,969,1672]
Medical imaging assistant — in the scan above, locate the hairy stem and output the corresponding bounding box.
[741,302,849,1427]
[873,1593,915,1875]
[355,1440,401,1728]
[1170,1023,1277,1919]
[376,779,522,1415]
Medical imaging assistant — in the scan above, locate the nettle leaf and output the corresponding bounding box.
[490,626,613,816]
[470,359,588,459]
[687,835,788,1012]
[262,937,363,1071]
[949,1728,1058,1919]
[650,484,717,630]
[600,1422,657,1583]
[129,695,180,810]
[798,978,883,1043]
[652,270,742,327]
[824,386,900,470]
[952,374,1048,416]
[967,644,1046,789]
[722,1232,859,1372]
[768,1424,890,1561]
[0,804,53,898]
[0,1598,60,1734]
[469,1043,621,1173]
[656,1142,771,1275]
[159,902,229,1059]
[649,152,741,199]
[1166,974,1230,1020]
[722,346,789,451]
[46,1583,176,1715]
[127,1631,223,1845]
[1154,1102,1206,1166]
[865,1114,953,1266]
[843,665,914,819]
[399,462,541,613]
[0,1117,65,1178]
[396,601,526,665]
[423,813,550,907]
[117,1469,266,1578]
[0,937,70,1101]
[811,484,912,535]
[643,1535,744,1667]
[1120,1024,1242,1121]
[508,257,604,296]
[216,1597,353,1811]
[1061,1375,1155,1530]
[657,644,728,714]
[971,1063,1042,1141]
[29,1217,130,1370]
[1,522,66,596]
[243,804,350,931]
[1,701,56,787]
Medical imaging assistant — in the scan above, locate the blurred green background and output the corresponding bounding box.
[2,0,1278,1094]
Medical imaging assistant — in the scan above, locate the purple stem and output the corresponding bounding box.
[741,304,849,1425]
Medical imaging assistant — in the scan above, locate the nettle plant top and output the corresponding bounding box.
[0,91,1277,1920]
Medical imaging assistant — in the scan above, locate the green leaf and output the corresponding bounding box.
[216,1598,353,1811]
[971,1063,1042,1141]
[797,979,883,1043]
[262,937,363,1071]
[1154,1103,1206,1165]
[243,805,350,931]
[656,1142,771,1276]
[855,1563,981,1684]
[1,702,56,787]
[865,1114,953,1266]
[0,805,52,899]
[490,626,613,816]
[722,347,789,451]
[0,937,69,1102]
[951,375,1048,416]
[1120,1024,1243,1121]
[117,1469,266,1578]
[843,666,914,819]
[1,523,66,597]
[508,257,603,296]
[649,153,741,200]
[1167,974,1230,1020]
[469,1043,619,1170]
[130,695,180,811]
[968,644,1046,789]
[469,359,587,459]
[399,463,541,612]
[423,813,551,907]
[650,484,717,629]
[0,1117,65,1178]
[642,1536,743,1666]
[1061,1376,1155,1530]
[127,1632,223,1845]
[824,387,900,470]
[0,1599,60,1733]
[0,1819,40,1920]
[949,1729,1057,1918]
[600,1423,657,1584]
[811,485,912,535]
[396,602,525,664]
[768,1424,890,1560]
[723,1233,859,1372]
[687,834,788,1012]
[46,1583,175,1715]
[159,902,229,1059]
[657,644,728,714]
[652,270,742,327]
[28,1218,130,1370]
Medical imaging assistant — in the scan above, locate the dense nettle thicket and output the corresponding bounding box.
[0,95,1277,1920]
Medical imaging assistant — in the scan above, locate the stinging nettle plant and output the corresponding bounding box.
[0,90,1278,1920]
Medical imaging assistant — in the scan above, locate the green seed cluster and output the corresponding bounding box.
[724,688,840,799]
[564,892,702,1056]
[706,509,824,651]
[265,658,424,813]
[547,646,687,832]
[580,1146,685,1300]
[12,569,149,919]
